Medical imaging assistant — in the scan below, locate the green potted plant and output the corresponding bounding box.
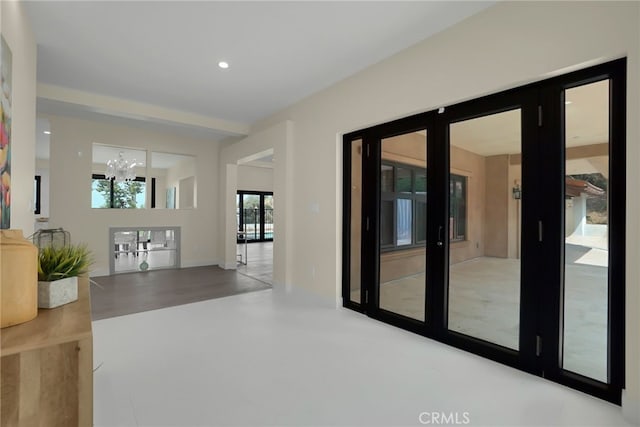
[37,244,92,309]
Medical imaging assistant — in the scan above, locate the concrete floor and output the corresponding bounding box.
[371,242,608,383]
[379,273,426,321]
[92,289,628,426]
[91,240,615,424]
[448,257,521,350]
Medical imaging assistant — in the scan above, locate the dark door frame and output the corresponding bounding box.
[434,87,540,373]
[342,58,625,404]
[237,190,274,243]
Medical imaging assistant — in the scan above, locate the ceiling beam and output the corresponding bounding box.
[37,83,250,137]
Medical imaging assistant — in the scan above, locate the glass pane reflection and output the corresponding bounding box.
[562,80,610,382]
[447,109,522,350]
[378,130,427,321]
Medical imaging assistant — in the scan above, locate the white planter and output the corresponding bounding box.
[38,276,78,309]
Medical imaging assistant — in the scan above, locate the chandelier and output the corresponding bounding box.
[105,151,139,182]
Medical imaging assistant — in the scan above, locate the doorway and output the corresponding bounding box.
[342,59,625,403]
[236,190,274,285]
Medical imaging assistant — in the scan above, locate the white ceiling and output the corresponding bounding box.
[25,1,494,135]
[29,1,606,166]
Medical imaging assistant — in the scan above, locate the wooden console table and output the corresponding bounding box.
[1,276,93,426]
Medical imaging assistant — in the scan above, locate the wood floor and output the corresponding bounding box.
[90,266,271,320]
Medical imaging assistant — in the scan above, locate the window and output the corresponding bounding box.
[381,164,466,248]
[92,174,146,209]
[380,162,426,251]
[34,175,41,214]
[449,174,467,241]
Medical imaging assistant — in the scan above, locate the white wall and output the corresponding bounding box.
[1,1,37,235]
[178,176,195,209]
[241,1,640,420]
[237,165,273,192]
[47,114,221,275]
[149,167,168,208]
[166,156,196,208]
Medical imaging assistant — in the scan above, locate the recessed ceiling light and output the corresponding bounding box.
[43,131,51,135]
[565,101,573,105]
[218,61,229,69]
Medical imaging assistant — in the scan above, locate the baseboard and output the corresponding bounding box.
[622,389,640,425]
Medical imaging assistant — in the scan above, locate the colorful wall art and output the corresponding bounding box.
[1,35,12,229]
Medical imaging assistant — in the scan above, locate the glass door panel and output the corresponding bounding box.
[242,194,261,241]
[349,139,363,304]
[264,195,274,240]
[378,130,427,321]
[562,80,610,382]
[236,194,241,236]
[237,192,273,242]
[448,109,522,350]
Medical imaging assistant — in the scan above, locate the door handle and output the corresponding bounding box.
[437,226,444,247]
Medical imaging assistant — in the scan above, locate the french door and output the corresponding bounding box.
[237,191,274,242]
[343,59,625,403]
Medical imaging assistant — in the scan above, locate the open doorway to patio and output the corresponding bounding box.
[343,59,625,403]
[236,152,274,285]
